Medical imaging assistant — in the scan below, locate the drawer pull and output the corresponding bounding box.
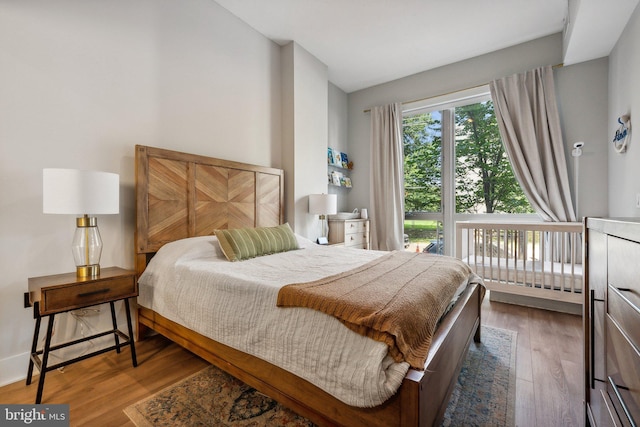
[78,288,111,298]
[608,376,637,427]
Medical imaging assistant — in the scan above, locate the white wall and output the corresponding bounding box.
[556,58,609,218]
[0,0,282,386]
[608,2,640,216]
[328,83,351,213]
[346,33,610,221]
[281,42,329,241]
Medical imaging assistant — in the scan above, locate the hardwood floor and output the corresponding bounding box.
[0,294,584,426]
[0,335,209,426]
[482,294,584,427]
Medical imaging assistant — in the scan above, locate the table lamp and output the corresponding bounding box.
[309,193,337,242]
[43,168,119,278]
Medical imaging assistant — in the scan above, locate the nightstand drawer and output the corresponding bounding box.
[28,267,138,316]
[345,220,367,234]
[345,232,366,247]
[41,276,136,314]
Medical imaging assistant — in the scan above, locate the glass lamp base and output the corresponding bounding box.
[72,215,103,279]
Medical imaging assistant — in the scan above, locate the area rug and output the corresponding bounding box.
[441,325,517,426]
[124,325,516,426]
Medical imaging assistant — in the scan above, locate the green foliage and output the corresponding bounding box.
[403,113,442,212]
[403,101,533,214]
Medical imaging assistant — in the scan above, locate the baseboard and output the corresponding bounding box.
[490,290,582,315]
[0,351,29,387]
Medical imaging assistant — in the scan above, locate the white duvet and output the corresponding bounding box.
[138,235,410,407]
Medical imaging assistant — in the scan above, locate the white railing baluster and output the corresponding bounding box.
[455,220,583,306]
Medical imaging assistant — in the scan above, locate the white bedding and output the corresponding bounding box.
[138,235,465,407]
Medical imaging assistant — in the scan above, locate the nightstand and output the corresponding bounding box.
[25,267,138,404]
[328,219,370,249]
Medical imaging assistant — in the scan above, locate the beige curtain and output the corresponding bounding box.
[370,103,404,251]
[490,66,576,222]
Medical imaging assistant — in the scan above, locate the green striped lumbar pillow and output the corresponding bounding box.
[215,223,299,262]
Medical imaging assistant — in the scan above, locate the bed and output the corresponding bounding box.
[134,145,485,427]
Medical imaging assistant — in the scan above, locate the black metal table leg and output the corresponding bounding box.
[109,301,121,354]
[26,315,42,386]
[124,299,137,367]
[35,314,55,404]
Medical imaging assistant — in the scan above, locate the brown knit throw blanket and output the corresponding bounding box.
[277,251,481,369]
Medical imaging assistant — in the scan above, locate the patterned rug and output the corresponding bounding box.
[441,325,517,426]
[124,325,516,426]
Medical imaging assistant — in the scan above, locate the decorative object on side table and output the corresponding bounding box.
[43,169,119,278]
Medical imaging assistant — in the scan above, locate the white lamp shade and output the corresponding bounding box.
[43,168,119,215]
[309,193,337,215]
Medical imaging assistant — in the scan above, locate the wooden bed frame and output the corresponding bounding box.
[134,145,483,427]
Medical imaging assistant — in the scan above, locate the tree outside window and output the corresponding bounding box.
[403,99,533,253]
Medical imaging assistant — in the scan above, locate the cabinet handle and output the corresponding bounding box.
[608,376,636,427]
[590,289,595,389]
[78,288,110,298]
[589,288,606,389]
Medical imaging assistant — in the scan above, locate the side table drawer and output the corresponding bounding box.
[345,220,367,234]
[41,276,137,315]
[345,232,366,248]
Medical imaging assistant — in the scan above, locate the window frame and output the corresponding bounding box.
[402,86,538,256]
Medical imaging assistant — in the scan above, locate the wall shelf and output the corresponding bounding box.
[328,147,353,188]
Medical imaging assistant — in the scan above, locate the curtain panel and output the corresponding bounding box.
[489,65,576,223]
[370,103,404,251]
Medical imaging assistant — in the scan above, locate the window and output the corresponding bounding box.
[402,88,533,255]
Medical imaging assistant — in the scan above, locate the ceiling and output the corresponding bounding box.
[214,0,639,93]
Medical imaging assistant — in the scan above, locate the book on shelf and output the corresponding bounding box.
[333,150,342,166]
[340,152,348,168]
[331,170,343,186]
[328,147,334,165]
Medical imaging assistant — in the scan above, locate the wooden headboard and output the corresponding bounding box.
[135,145,284,275]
